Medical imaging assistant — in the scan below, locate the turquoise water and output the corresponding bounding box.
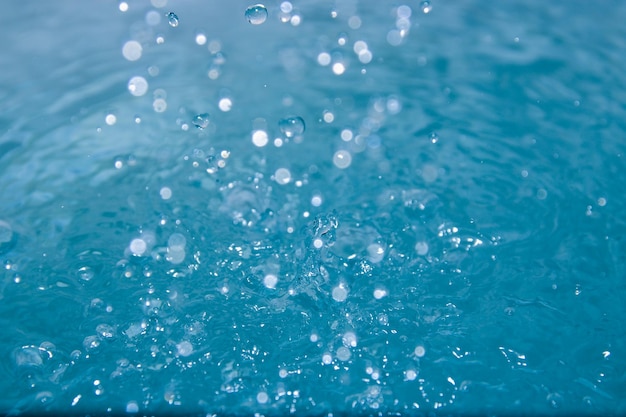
[1,0,625,415]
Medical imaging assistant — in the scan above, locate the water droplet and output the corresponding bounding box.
[274,168,292,185]
[336,346,351,361]
[414,345,426,357]
[332,285,348,302]
[278,116,305,138]
[420,0,433,14]
[167,12,179,27]
[77,266,95,281]
[333,150,352,169]
[192,113,210,129]
[176,341,193,357]
[263,274,278,289]
[128,76,148,97]
[245,4,268,25]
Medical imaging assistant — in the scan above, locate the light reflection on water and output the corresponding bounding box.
[1,0,625,415]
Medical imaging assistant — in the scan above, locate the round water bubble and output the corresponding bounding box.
[167,12,179,27]
[332,285,348,302]
[176,341,193,357]
[192,113,210,129]
[333,150,352,169]
[168,233,186,250]
[128,76,148,97]
[278,116,305,138]
[77,266,95,281]
[122,40,142,61]
[274,168,292,185]
[263,274,278,289]
[420,0,433,14]
[336,346,351,361]
[245,4,268,24]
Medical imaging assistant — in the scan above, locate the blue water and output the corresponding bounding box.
[1,0,625,415]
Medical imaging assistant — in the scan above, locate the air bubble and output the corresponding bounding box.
[192,113,210,129]
[128,76,148,97]
[274,168,292,185]
[167,12,179,27]
[279,116,305,138]
[176,341,193,357]
[333,150,352,169]
[420,1,433,14]
[122,40,142,61]
[77,266,95,281]
[332,285,348,302]
[245,4,268,25]
[263,274,278,289]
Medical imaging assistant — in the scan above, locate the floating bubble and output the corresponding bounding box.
[168,233,186,250]
[256,392,269,404]
[128,76,148,97]
[96,324,115,338]
[122,40,142,61]
[333,150,352,169]
[167,12,179,27]
[77,266,95,281]
[263,274,278,289]
[336,346,351,361]
[245,4,268,25]
[278,116,305,138]
[160,187,172,200]
[13,346,44,368]
[420,0,433,14]
[126,401,139,413]
[130,238,147,256]
[332,285,348,302]
[405,369,417,381]
[218,98,232,112]
[415,241,429,256]
[414,345,426,357]
[274,168,292,185]
[176,341,193,357]
[192,113,210,129]
[429,132,439,143]
[373,288,387,299]
[252,130,269,147]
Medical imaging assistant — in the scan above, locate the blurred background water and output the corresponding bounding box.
[1,0,625,415]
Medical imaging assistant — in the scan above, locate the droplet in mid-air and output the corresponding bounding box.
[278,116,305,138]
[420,1,433,14]
[192,113,210,129]
[167,12,179,27]
[245,4,268,25]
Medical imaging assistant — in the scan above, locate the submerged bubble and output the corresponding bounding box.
[245,4,268,25]
[167,12,179,27]
[420,0,433,14]
[192,113,210,129]
[278,116,305,138]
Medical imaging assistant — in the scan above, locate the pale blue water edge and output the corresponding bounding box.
[1,0,625,415]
